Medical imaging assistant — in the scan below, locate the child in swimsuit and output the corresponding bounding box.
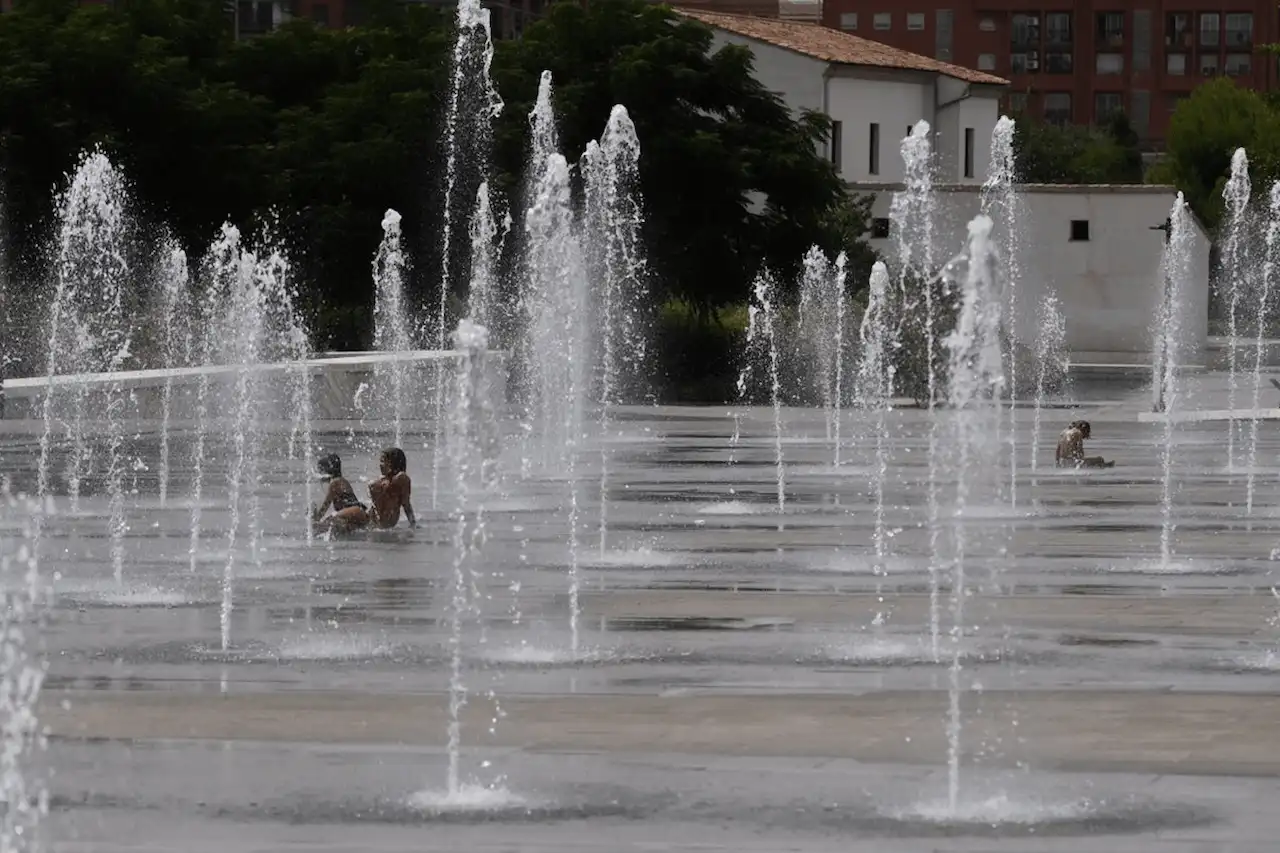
[1055,420,1113,469]
[313,453,370,535]
[368,447,416,529]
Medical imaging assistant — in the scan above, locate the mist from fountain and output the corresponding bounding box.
[156,242,191,508]
[199,225,312,650]
[892,120,942,660]
[799,247,847,460]
[583,105,646,554]
[34,150,133,589]
[942,214,1005,814]
[981,116,1021,508]
[1247,182,1280,515]
[1221,149,1250,471]
[857,262,893,621]
[372,209,415,449]
[431,0,503,512]
[1030,292,1067,474]
[464,182,509,334]
[0,491,47,853]
[1155,195,1195,570]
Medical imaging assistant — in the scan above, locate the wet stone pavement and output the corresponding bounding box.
[5,400,1280,851]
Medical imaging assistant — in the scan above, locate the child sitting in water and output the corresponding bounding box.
[368,447,416,529]
[313,453,370,535]
[1055,420,1113,469]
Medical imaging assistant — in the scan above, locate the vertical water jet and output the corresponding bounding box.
[981,116,1022,508]
[1247,183,1280,515]
[942,215,1005,813]
[156,242,190,509]
[1030,291,1068,474]
[583,105,646,554]
[1221,149,1250,470]
[1155,196,1195,570]
[857,262,893,621]
[373,209,414,449]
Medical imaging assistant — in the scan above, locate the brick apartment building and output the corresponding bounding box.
[819,1,1280,143]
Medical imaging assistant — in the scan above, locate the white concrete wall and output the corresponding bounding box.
[826,76,932,184]
[862,186,1211,365]
[706,28,1001,185]
[708,32,826,116]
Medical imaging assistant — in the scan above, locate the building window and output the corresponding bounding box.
[874,12,891,30]
[963,127,975,179]
[907,12,924,30]
[310,2,329,25]
[870,218,891,239]
[830,120,842,171]
[1008,92,1029,114]
[1096,52,1124,74]
[869,123,880,175]
[1012,51,1041,73]
[1200,53,1220,75]
[1199,13,1219,47]
[979,17,996,32]
[1046,51,1072,73]
[1226,13,1253,47]
[977,53,997,71]
[1095,92,1123,122]
[936,10,953,61]
[839,12,857,30]
[1011,13,1040,48]
[1046,12,1071,45]
[1095,11,1124,48]
[1070,220,1090,242]
[1226,53,1252,76]
[1045,92,1071,125]
[1166,52,1187,75]
[1165,13,1190,48]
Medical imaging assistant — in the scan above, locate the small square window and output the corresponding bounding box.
[1070,220,1090,241]
[977,53,997,71]
[1166,52,1186,75]
[839,11,857,30]
[870,218,891,239]
[874,12,891,30]
[907,12,924,30]
[1096,52,1124,74]
[979,17,996,32]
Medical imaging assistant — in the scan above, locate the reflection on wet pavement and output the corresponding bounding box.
[6,404,1280,850]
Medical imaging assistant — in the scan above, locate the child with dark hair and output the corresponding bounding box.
[368,447,416,529]
[313,453,370,534]
[1054,420,1113,469]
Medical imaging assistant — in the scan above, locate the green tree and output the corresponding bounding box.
[1146,77,1280,228]
[1012,112,1143,184]
[492,0,874,318]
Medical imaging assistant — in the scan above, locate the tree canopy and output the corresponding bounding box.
[1147,77,1280,229]
[1011,111,1143,185]
[0,0,872,350]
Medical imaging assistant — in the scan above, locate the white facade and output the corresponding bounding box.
[705,30,1002,184]
[862,184,1212,366]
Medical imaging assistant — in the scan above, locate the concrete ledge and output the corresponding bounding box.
[1137,408,1280,423]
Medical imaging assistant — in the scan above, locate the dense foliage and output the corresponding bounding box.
[1010,110,1144,185]
[0,0,874,361]
[1147,77,1280,230]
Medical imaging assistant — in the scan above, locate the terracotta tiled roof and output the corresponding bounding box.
[674,8,1009,87]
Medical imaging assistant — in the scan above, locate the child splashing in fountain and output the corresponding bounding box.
[369,447,416,530]
[1055,420,1114,469]
[313,453,370,535]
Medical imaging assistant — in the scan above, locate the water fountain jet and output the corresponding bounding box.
[1220,149,1250,471]
[1247,183,1280,515]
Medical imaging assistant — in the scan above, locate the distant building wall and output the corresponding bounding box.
[860,183,1210,365]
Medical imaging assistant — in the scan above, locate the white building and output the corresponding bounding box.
[677,10,1211,367]
[859,183,1211,367]
[675,9,1007,185]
